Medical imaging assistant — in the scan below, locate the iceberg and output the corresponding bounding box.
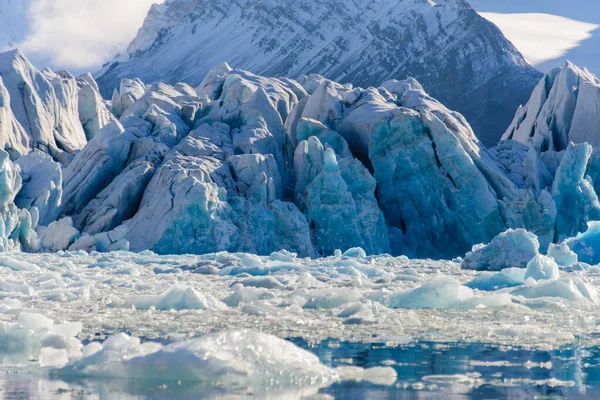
[385,276,473,309]
[59,329,336,390]
[524,255,560,281]
[461,229,539,271]
[123,285,227,311]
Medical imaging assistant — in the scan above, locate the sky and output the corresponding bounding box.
[0,0,162,74]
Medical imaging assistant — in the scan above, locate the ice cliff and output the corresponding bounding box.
[1,50,600,259]
[503,61,600,153]
[0,50,111,164]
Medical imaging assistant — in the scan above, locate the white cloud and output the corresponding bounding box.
[18,0,162,72]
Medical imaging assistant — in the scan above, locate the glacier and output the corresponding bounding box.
[503,61,600,153]
[0,6,598,398]
[0,50,599,260]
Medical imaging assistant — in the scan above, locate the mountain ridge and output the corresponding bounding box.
[96,0,542,146]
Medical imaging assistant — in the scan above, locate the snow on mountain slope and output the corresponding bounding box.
[96,0,542,147]
[470,0,600,75]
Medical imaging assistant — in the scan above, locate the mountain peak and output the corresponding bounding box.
[96,0,541,146]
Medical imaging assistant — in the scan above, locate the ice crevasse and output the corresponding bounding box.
[0,50,600,258]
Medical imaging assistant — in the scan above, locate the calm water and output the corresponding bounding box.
[2,339,600,399]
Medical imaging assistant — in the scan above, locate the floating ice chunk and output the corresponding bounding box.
[269,250,297,263]
[41,334,82,358]
[0,298,21,313]
[48,322,83,338]
[37,217,80,251]
[525,255,560,281]
[238,253,264,269]
[60,330,336,389]
[512,277,598,305]
[17,312,53,332]
[461,229,539,271]
[241,302,285,317]
[124,285,227,311]
[467,268,526,291]
[385,276,473,309]
[362,367,398,386]
[343,248,367,258]
[456,293,518,311]
[81,342,103,358]
[224,286,275,307]
[102,332,140,351]
[548,242,578,267]
[237,276,285,290]
[336,365,398,386]
[0,255,39,271]
[338,303,376,325]
[39,347,69,368]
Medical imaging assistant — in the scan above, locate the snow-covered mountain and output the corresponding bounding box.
[96,0,542,146]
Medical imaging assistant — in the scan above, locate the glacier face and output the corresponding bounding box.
[0,49,599,260]
[20,56,589,259]
[503,61,600,153]
[95,0,542,146]
[0,50,109,164]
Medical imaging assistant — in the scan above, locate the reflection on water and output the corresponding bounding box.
[302,339,599,399]
[2,339,600,399]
